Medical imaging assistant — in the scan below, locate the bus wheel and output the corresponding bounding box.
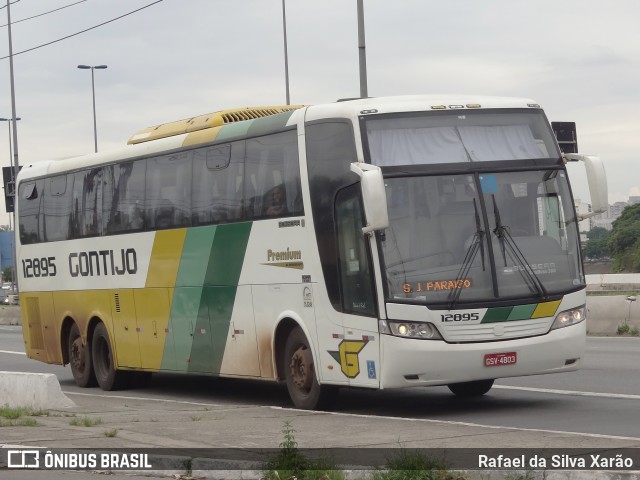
[92,322,128,391]
[447,379,494,397]
[284,327,336,410]
[68,323,96,388]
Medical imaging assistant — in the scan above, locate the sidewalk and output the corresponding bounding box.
[2,391,640,479]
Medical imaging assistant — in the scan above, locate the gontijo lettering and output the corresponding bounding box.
[69,248,138,277]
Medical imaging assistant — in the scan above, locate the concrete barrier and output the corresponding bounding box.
[0,306,21,325]
[0,372,75,410]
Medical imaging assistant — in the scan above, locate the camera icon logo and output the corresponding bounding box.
[7,450,40,468]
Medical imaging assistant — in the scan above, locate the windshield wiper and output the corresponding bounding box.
[491,195,548,299]
[447,199,485,309]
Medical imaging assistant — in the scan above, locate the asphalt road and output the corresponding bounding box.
[1,325,639,440]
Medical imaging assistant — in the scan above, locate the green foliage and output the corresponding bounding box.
[69,417,103,427]
[372,449,457,480]
[608,204,640,272]
[0,407,46,427]
[587,226,610,241]
[583,237,610,260]
[263,421,344,480]
[2,267,13,283]
[617,322,639,336]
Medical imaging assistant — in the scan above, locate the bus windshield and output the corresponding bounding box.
[378,170,583,306]
[365,109,560,165]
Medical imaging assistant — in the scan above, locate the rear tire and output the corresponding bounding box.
[68,323,97,388]
[92,322,129,391]
[448,379,494,397]
[284,326,337,410]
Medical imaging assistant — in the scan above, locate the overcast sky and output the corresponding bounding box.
[1,0,639,224]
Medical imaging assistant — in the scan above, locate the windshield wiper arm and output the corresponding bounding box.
[491,195,548,299]
[447,199,485,309]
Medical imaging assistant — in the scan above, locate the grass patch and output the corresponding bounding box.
[372,449,459,480]
[587,291,639,296]
[0,407,48,419]
[0,418,38,427]
[0,407,48,426]
[70,417,103,427]
[264,421,345,480]
[617,322,640,336]
[103,428,119,437]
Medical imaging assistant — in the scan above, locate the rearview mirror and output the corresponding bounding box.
[350,162,389,234]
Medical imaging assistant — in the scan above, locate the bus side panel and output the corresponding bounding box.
[218,285,260,377]
[110,289,141,368]
[21,292,61,365]
[133,287,173,370]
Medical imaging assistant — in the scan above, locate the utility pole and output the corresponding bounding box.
[357,0,368,98]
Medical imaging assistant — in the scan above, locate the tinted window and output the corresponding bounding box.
[43,175,73,242]
[103,160,146,234]
[146,152,192,230]
[245,130,302,219]
[70,168,102,238]
[192,142,245,225]
[18,179,44,244]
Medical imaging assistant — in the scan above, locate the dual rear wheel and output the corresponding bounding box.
[68,322,150,391]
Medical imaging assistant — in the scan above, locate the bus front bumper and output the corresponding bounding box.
[379,321,585,389]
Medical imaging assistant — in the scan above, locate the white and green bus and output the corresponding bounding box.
[17,96,607,409]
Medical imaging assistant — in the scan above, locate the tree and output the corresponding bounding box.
[2,267,13,283]
[608,203,640,272]
[583,226,611,260]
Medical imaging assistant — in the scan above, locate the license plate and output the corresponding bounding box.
[484,351,517,367]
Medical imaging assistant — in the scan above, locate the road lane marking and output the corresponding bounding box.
[272,407,640,442]
[0,349,26,355]
[66,391,226,408]
[495,384,640,400]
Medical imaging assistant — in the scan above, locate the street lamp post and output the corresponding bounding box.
[0,117,20,162]
[0,116,20,287]
[281,0,290,105]
[77,64,107,153]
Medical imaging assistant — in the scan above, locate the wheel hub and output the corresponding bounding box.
[71,337,86,371]
[289,345,312,391]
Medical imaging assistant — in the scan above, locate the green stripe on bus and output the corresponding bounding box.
[162,223,252,373]
[481,306,513,323]
[188,223,252,373]
[247,111,296,137]
[507,304,538,321]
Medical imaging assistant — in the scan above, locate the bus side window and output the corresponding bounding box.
[245,129,302,219]
[71,168,102,238]
[192,141,244,225]
[103,160,146,234]
[146,153,192,230]
[43,174,73,242]
[18,180,44,244]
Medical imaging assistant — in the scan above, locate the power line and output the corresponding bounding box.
[0,0,164,60]
[0,0,21,12]
[1,0,88,28]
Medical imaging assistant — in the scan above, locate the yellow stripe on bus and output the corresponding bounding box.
[146,229,187,288]
[531,300,562,318]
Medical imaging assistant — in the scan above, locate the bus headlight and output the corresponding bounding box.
[551,306,586,330]
[379,320,442,340]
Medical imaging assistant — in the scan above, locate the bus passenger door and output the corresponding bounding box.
[334,185,381,389]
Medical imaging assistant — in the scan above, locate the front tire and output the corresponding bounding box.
[92,322,129,391]
[448,379,494,397]
[284,327,337,410]
[68,323,96,388]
